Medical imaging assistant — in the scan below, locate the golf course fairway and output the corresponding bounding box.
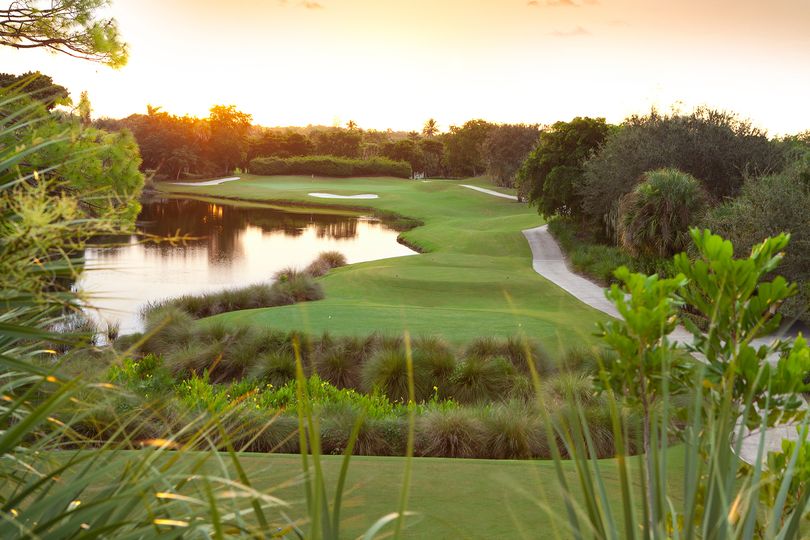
[158,175,609,354]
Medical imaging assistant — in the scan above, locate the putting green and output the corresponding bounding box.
[158,175,608,353]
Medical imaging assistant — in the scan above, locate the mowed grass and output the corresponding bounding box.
[103,448,684,538]
[158,175,609,353]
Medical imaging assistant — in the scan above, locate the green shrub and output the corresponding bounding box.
[412,335,456,396]
[306,250,348,277]
[414,407,486,458]
[139,305,196,354]
[271,272,324,305]
[314,337,367,389]
[320,404,405,456]
[500,335,556,376]
[463,336,501,360]
[213,327,266,380]
[362,343,429,402]
[249,155,411,178]
[448,356,515,404]
[542,371,600,407]
[108,354,174,398]
[232,412,301,453]
[249,350,297,388]
[557,345,601,373]
[482,403,548,459]
[617,168,708,258]
[165,341,226,377]
[140,276,323,322]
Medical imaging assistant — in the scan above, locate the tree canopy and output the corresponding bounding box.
[0,71,69,109]
[517,117,610,217]
[444,119,494,177]
[0,0,127,67]
[481,123,539,187]
[580,108,784,238]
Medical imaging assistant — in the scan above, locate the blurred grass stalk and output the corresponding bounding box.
[1,83,417,538]
[544,231,810,539]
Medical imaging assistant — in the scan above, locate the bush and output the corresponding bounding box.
[482,403,548,459]
[165,341,227,378]
[305,250,348,277]
[249,350,297,388]
[411,335,456,396]
[314,334,373,389]
[362,343,430,402]
[617,168,708,257]
[463,336,501,360]
[249,155,412,178]
[233,412,300,453]
[500,335,556,376]
[448,356,515,404]
[542,371,600,407]
[701,160,810,324]
[108,354,174,398]
[415,408,487,458]
[320,404,405,456]
[580,107,784,239]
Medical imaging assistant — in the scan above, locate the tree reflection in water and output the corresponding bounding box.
[79,197,415,333]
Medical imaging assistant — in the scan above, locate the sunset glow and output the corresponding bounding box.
[1,0,809,133]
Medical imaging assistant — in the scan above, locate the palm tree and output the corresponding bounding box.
[617,168,708,257]
[422,118,438,138]
[346,119,358,131]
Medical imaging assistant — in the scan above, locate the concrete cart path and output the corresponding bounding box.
[171,176,241,186]
[460,184,519,200]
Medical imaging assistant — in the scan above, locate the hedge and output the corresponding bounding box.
[249,155,412,178]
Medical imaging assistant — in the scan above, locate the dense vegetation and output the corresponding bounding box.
[4,3,810,534]
[250,155,412,178]
[88,321,625,459]
[519,110,809,325]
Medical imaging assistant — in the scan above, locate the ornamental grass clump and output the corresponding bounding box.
[411,335,456,394]
[249,350,298,388]
[482,402,548,459]
[306,250,348,277]
[500,334,557,376]
[320,404,405,456]
[415,407,486,458]
[362,343,428,402]
[314,334,374,389]
[448,355,515,404]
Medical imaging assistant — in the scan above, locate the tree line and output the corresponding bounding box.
[93,105,541,183]
[516,109,809,325]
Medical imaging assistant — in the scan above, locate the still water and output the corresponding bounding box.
[79,197,417,333]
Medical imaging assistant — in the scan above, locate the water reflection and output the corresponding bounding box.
[79,197,416,333]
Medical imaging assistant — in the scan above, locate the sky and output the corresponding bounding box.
[1,0,809,134]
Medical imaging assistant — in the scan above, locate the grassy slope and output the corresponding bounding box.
[158,175,608,353]
[147,176,668,538]
[171,448,684,539]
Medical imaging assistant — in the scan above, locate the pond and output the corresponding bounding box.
[78,196,417,334]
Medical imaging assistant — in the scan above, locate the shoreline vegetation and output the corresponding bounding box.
[157,174,609,350]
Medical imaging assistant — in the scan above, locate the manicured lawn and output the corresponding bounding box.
[158,175,609,354]
[134,448,684,539]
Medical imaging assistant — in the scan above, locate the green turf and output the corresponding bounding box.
[158,175,609,353]
[174,448,685,539]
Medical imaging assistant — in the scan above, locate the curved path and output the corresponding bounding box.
[308,192,379,199]
[463,184,795,465]
[171,176,241,186]
[460,184,519,200]
[522,225,695,344]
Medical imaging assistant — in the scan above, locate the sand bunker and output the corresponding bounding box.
[171,176,241,186]
[308,192,379,199]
